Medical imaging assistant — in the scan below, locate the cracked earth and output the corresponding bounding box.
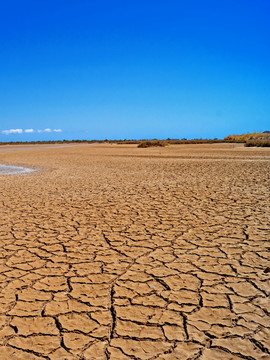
[0,143,269,360]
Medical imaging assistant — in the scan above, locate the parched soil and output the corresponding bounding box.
[0,143,269,360]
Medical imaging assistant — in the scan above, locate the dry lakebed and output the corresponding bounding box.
[0,143,269,359]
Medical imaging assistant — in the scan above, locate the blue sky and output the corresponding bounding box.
[0,0,269,141]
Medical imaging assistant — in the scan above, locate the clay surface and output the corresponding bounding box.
[0,143,269,359]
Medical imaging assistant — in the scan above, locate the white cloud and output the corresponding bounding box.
[37,128,62,133]
[1,129,23,135]
[1,128,63,135]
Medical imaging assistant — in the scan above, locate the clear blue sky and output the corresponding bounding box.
[0,0,269,141]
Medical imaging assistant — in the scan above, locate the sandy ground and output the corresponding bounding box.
[0,143,269,360]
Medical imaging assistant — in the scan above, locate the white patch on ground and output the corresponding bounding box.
[0,164,35,175]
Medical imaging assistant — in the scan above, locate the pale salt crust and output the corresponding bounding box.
[0,164,35,175]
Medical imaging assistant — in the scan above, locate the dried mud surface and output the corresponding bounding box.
[0,143,269,360]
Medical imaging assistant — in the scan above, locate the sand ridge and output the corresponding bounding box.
[0,144,269,359]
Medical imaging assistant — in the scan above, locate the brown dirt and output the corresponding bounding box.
[0,143,269,360]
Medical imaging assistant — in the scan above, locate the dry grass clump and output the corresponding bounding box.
[137,140,168,148]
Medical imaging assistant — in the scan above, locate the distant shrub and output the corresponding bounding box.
[224,132,270,142]
[137,140,168,148]
[167,139,223,144]
[245,139,270,147]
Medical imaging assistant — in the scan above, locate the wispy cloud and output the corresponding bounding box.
[37,128,61,133]
[1,128,63,135]
[1,129,23,135]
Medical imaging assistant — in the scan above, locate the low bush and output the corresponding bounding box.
[137,140,168,148]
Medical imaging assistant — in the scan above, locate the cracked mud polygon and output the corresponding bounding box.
[0,144,269,359]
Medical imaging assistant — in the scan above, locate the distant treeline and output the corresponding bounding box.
[0,132,269,147]
[0,139,107,145]
[0,138,243,146]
